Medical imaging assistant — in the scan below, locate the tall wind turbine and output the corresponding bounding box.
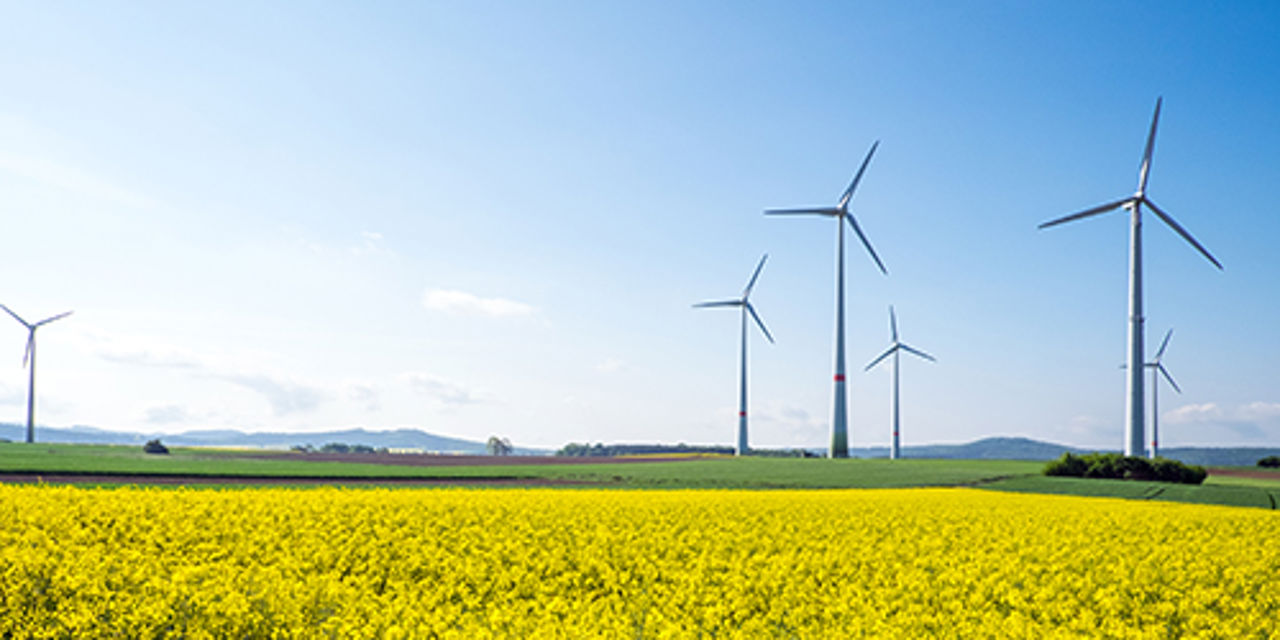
[767,141,887,458]
[1146,328,1181,459]
[693,254,775,456]
[1,305,73,444]
[864,306,935,460]
[1038,98,1221,457]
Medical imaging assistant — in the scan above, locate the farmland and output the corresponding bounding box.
[3,443,1279,510]
[2,485,1277,638]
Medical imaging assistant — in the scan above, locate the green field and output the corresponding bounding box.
[0,443,1040,487]
[2,443,1278,509]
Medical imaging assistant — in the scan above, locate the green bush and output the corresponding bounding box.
[1044,452,1088,477]
[1259,456,1280,468]
[1044,452,1204,484]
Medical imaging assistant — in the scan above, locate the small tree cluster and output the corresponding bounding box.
[556,442,736,457]
[290,443,387,454]
[486,436,513,456]
[142,439,169,455]
[1044,452,1206,484]
[1258,456,1280,468]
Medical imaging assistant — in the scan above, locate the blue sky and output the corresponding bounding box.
[1,2,1277,450]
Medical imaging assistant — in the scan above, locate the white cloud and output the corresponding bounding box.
[402,372,483,406]
[1165,403,1224,424]
[1237,402,1280,421]
[422,289,534,317]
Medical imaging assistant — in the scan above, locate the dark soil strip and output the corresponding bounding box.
[242,453,703,467]
[1207,467,1280,481]
[0,473,603,487]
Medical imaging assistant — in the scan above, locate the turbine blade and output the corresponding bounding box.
[1158,363,1182,394]
[1154,328,1173,361]
[764,207,841,216]
[1138,97,1162,194]
[22,335,32,368]
[692,300,742,308]
[838,140,880,210]
[899,343,936,362]
[1142,197,1223,270]
[34,310,73,327]
[845,213,887,275]
[743,254,768,297]
[1037,197,1133,229]
[889,305,898,342]
[0,304,30,328]
[865,345,897,371]
[745,303,774,344]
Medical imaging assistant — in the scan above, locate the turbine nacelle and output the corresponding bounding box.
[693,253,775,344]
[765,140,889,276]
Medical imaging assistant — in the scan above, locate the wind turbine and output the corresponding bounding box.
[1,305,73,444]
[693,254,774,456]
[767,141,887,458]
[1038,98,1220,457]
[1145,328,1181,459]
[864,306,935,460]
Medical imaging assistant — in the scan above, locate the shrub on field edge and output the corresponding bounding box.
[1259,456,1280,468]
[1045,452,1205,484]
[143,439,169,455]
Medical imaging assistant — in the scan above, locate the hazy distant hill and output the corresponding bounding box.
[852,436,1092,461]
[0,423,545,455]
[847,437,1280,466]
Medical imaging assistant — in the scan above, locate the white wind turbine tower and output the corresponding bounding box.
[693,254,775,456]
[1,305,73,444]
[1145,329,1181,459]
[864,306,935,460]
[1038,98,1221,457]
[767,142,887,458]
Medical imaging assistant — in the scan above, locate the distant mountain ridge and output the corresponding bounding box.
[0,423,545,455]
[1,426,1275,466]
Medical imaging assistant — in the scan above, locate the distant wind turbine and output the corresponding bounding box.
[1145,329,1181,459]
[767,141,888,458]
[1,305,73,444]
[864,306,935,460]
[1038,98,1221,457]
[693,254,774,456]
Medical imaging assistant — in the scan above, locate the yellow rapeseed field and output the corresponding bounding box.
[0,486,1276,638]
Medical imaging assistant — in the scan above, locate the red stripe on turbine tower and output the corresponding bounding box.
[834,374,846,382]
[738,411,747,417]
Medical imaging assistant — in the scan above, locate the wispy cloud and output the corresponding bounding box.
[86,329,328,417]
[144,404,191,425]
[0,151,157,209]
[594,358,626,374]
[1164,401,1280,441]
[207,373,328,416]
[345,381,381,412]
[402,372,483,406]
[0,383,24,406]
[422,289,534,318]
[97,344,204,370]
[753,405,827,441]
[349,230,396,258]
